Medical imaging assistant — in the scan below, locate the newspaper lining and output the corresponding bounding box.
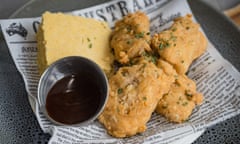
[1,0,240,143]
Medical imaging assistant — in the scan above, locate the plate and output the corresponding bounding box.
[0,0,239,143]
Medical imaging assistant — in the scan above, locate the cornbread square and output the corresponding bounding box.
[37,12,113,74]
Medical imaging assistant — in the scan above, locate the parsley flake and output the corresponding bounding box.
[159,43,164,50]
[88,43,92,48]
[182,102,188,106]
[185,90,193,100]
[135,32,144,39]
[143,96,147,101]
[172,27,177,32]
[118,88,123,94]
[87,37,90,42]
[126,40,132,45]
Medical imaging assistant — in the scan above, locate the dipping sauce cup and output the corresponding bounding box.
[38,56,108,126]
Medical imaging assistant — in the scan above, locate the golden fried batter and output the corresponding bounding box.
[156,60,203,123]
[99,12,206,137]
[98,61,174,137]
[151,14,207,74]
[111,11,151,64]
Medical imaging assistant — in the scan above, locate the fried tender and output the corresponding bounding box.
[98,60,174,137]
[100,13,206,137]
[151,14,207,74]
[111,11,151,64]
[156,60,203,123]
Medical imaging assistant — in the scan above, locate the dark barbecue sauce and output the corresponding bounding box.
[46,74,101,124]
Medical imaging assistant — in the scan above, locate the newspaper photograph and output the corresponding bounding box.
[0,0,240,143]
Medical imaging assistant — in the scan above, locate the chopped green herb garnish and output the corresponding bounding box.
[128,60,134,66]
[146,32,150,35]
[127,26,132,32]
[166,41,170,47]
[87,37,90,42]
[142,52,148,56]
[185,90,193,100]
[182,102,188,106]
[170,35,177,41]
[151,56,157,64]
[135,32,144,39]
[141,51,147,57]
[126,40,132,45]
[158,40,170,50]
[172,27,177,32]
[159,43,164,50]
[143,96,147,101]
[118,88,123,94]
[185,90,192,96]
[89,43,92,48]
[142,52,158,64]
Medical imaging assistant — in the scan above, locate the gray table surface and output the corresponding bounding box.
[1,0,240,19]
[0,0,240,144]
